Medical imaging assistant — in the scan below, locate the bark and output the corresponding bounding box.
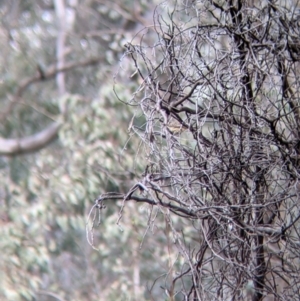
[0,122,61,155]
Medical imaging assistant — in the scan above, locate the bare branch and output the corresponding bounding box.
[0,121,62,155]
[101,1,300,299]
[0,57,104,121]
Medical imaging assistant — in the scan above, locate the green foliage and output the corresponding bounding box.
[0,0,187,300]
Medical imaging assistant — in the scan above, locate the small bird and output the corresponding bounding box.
[167,119,188,134]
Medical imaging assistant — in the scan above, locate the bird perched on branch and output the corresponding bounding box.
[167,119,188,134]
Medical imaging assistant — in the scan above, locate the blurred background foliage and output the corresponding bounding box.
[0,0,183,300]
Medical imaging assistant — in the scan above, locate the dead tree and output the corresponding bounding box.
[95,1,300,300]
